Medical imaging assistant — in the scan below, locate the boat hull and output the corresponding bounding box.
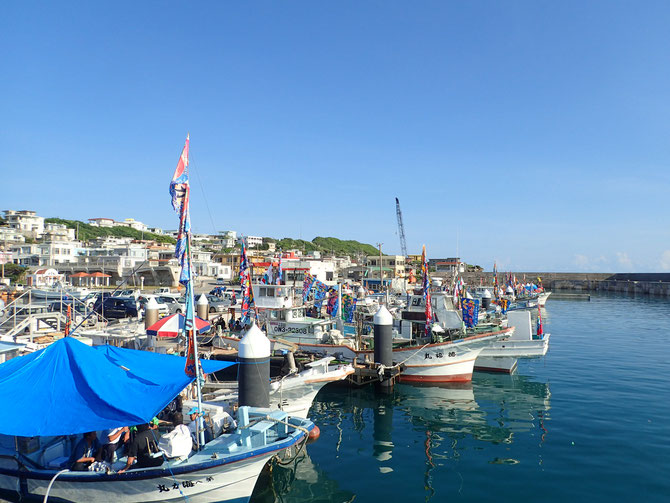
[0,418,311,503]
[6,455,271,503]
[474,356,518,373]
[295,328,513,383]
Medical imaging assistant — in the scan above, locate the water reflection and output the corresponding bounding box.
[254,373,551,502]
[252,451,356,503]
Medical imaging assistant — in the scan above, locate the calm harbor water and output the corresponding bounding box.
[252,293,670,502]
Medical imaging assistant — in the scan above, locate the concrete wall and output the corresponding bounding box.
[439,272,670,298]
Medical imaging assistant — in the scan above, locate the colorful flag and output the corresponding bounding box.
[238,240,255,325]
[170,135,192,286]
[64,304,72,336]
[313,280,329,310]
[303,273,315,302]
[536,305,544,338]
[266,263,274,285]
[184,282,198,377]
[461,298,480,328]
[421,245,432,336]
[326,286,339,316]
[170,134,190,213]
[342,294,357,323]
[500,298,510,314]
[277,253,283,284]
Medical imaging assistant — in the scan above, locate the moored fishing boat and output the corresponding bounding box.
[0,135,317,503]
[0,337,314,503]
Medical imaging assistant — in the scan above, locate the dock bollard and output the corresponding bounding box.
[197,294,209,320]
[145,297,159,329]
[482,289,492,309]
[373,305,394,391]
[238,323,271,408]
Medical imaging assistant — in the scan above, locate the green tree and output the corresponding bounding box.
[2,264,28,283]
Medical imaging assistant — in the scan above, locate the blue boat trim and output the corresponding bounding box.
[0,426,310,483]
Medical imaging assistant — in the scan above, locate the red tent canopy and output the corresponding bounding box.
[146,313,211,338]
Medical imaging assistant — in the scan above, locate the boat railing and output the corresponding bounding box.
[0,290,110,341]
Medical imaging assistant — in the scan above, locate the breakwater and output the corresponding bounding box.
[456,272,670,298]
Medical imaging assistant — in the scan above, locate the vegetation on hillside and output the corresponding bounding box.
[275,236,379,257]
[44,218,176,244]
[2,264,28,283]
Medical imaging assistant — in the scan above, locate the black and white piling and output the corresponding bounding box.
[237,323,271,408]
[196,294,209,320]
[374,305,394,391]
[482,289,492,309]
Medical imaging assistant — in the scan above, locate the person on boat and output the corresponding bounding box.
[157,393,183,422]
[187,407,202,443]
[70,431,102,471]
[117,423,164,473]
[100,426,130,463]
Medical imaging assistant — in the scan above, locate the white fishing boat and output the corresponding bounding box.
[475,310,550,373]
[201,356,354,419]
[30,283,91,301]
[0,338,314,503]
[0,135,315,503]
[216,286,511,383]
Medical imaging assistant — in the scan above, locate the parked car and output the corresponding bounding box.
[137,295,170,317]
[93,297,139,319]
[205,294,231,313]
[48,300,88,314]
[153,287,181,299]
[112,289,140,299]
[158,295,186,315]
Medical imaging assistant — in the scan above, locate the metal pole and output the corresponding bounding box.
[185,196,205,450]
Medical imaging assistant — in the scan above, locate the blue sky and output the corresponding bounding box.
[2,1,670,272]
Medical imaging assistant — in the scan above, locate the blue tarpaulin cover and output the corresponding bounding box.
[0,337,235,437]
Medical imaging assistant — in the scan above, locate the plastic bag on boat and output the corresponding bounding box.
[88,461,112,473]
[158,426,192,458]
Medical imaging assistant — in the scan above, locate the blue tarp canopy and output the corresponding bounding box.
[0,337,235,437]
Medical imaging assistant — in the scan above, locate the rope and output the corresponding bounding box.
[149,429,190,502]
[386,342,432,369]
[43,469,69,503]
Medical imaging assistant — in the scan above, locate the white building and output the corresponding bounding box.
[10,240,82,267]
[245,235,263,248]
[366,254,406,278]
[4,210,44,239]
[43,223,75,241]
[88,217,116,228]
[121,218,148,232]
[26,268,64,287]
[0,227,26,245]
[280,256,337,284]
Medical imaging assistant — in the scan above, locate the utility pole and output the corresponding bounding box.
[376,242,388,305]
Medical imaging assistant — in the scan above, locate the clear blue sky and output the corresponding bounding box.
[2,1,670,272]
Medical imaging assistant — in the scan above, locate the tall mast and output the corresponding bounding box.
[187,230,204,449]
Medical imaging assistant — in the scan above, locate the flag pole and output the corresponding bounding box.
[187,233,205,450]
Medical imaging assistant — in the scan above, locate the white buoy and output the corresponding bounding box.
[197,293,209,320]
[238,323,271,408]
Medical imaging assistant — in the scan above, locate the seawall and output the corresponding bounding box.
[454,272,670,298]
